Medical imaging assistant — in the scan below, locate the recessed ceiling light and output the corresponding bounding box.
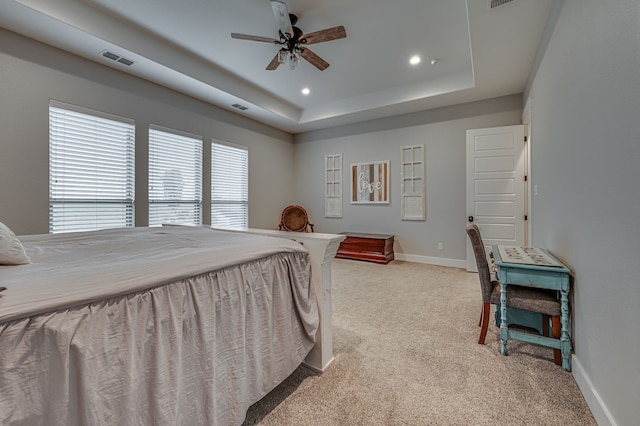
[430,59,439,65]
[302,87,310,95]
[409,55,421,65]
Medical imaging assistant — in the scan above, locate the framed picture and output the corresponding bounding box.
[350,161,390,204]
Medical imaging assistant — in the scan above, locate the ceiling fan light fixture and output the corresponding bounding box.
[278,49,287,64]
[289,48,301,69]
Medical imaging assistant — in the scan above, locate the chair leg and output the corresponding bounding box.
[478,302,491,344]
[541,314,550,337]
[552,316,561,365]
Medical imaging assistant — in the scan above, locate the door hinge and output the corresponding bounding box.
[524,175,528,181]
[524,136,528,142]
[524,215,528,221]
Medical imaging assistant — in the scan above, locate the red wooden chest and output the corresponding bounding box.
[335,232,394,264]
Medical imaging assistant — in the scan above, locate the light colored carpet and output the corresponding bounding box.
[243,259,596,425]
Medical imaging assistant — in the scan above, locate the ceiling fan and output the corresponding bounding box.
[231,0,347,71]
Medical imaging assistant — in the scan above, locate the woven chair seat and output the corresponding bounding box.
[488,282,561,316]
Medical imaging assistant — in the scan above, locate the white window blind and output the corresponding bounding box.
[211,142,248,229]
[49,101,135,234]
[148,126,202,226]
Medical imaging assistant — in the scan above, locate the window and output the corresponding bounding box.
[148,126,202,226]
[211,142,248,229]
[49,101,135,233]
[400,144,425,220]
[324,153,343,217]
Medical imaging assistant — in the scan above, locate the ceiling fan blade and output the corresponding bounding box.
[300,48,330,71]
[231,33,280,44]
[266,53,282,70]
[270,0,293,38]
[301,26,347,45]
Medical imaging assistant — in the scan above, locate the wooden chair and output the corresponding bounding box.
[466,224,561,365]
[278,205,314,232]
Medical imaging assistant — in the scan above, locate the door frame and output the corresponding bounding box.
[522,97,533,245]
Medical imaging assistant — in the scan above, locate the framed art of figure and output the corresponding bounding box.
[350,161,390,204]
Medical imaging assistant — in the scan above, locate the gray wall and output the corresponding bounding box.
[526,0,639,424]
[0,29,296,235]
[293,95,523,265]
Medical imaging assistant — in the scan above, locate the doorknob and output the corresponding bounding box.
[468,216,474,222]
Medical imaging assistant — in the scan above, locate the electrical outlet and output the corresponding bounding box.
[437,242,444,251]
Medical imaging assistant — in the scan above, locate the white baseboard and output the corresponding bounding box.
[572,355,617,426]
[394,253,466,269]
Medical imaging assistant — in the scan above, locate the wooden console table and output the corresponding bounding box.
[492,245,572,371]
[335,232,394,264]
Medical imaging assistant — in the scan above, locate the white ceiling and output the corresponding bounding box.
[0,0,553,133]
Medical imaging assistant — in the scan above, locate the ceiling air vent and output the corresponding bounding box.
[101,50,135,66]
[232,103,249,111]
[117,57,134,66]
[489,0,515,9]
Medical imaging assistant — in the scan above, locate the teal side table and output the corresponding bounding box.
[494,307,544,336]
[492,245,572,371]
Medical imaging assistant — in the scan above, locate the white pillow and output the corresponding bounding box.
[0,221,31,265]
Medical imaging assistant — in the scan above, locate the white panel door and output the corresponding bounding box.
[466,125,525,271]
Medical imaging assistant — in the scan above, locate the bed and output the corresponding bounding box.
[0,225,323,425]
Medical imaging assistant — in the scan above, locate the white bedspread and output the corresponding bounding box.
[0,226,318,425]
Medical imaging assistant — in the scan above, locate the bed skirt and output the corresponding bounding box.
[0,250,316,425]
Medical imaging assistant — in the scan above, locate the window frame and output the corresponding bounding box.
[148,124,203,227]
[211,140,248,229]
[325,153,343,218]
[48,100,135,233]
